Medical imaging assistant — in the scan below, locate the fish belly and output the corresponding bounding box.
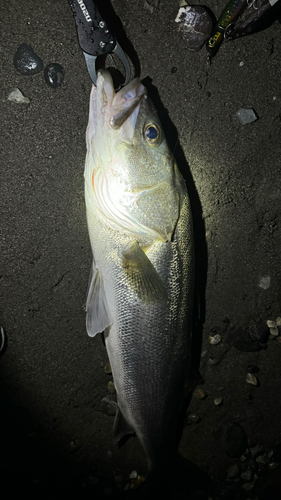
[87,194,194,466]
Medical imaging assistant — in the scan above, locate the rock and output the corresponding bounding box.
[242,481,255,491]
[100,396,117,416]
[268,462,279,469]
[240,469,252,481]
[249,322,269,344]
[246,373,259,386]
[256,454,270,464]
[270,327,279,336]
[8,88,30,104]
[236,108,258,125]
[209,334,222,345]
[193,387,207,399]
[129,471,138,479]
[13,43,43,75]
[186,412,201,424]
[276,317,281,326]
[226,423,248,458]
[214,397,223,406]
[174,5,214,52]
[227,463,240,479]
[225,325,262,352]
[44,63,65,88]
[266,320,277,329]
[104,362,112,374]
[107,381,115,393]
[249,444,263,459]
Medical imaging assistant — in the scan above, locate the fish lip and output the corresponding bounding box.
[109,90,147,130]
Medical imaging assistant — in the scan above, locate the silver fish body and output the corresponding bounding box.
[84,70,194,468]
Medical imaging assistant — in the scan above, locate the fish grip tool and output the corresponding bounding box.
[69,0,131,86]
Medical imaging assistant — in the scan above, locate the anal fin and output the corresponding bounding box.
[86,260,112,337]
[113,407,135,444]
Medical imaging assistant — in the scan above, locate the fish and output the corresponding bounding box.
[84,69,194,469]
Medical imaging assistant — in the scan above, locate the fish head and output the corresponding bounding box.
[85,70,185,242]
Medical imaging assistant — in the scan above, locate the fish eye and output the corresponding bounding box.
[144,123,161,146]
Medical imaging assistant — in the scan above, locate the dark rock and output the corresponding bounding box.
[44,63,65,88]
[13,43,43,75]
[272,442,281,463]
[249,322,269,344]
[100,396,117,416]
[226,423,248,458]
[225,325,262,352]
[171,66,178,74]
[175,5,214,52]
[247,364,260,373]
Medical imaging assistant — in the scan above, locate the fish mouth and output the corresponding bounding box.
[97,69,147,132]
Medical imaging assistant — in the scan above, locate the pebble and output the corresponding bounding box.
[276,317,281,326]
[205,230,212,240]
[174,5,213,52]
[209,334,222,345]
[226,325,262,352]
[227,463,240,478]
[277,336,281,344]
[240,469,252,481]
[246,373,258,386]
[186,412,201,424]
[193,387,206,399]
[266,320,277,329]
[104,362,112,374]
[207,357,220,366]
[8,88,30,104]
[249,444,263,459]
[256,454,270,464]
[242,481,255,491]
[268,462,279,469]
[129,471,138,479]
[44,63,65,88]
[100,396,117,416]
[129,475,145,490]
[13,43,43,75]
[107,381,115,393]
[214,397,223,406]
[269,327,279,336]
[249,322,269,344]
[236,108,258,125]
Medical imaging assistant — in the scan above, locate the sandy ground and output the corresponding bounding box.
[1,0,281,498]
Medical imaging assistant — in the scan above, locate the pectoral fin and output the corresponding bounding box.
[122,241,168,303]
[86,261,112,337]
[113,407,135,444]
